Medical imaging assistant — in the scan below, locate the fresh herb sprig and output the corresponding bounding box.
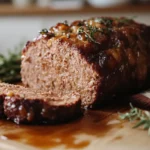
[119,103,150,135]
[78,26,107,45]
[39,28,49,35]
[39,28,55,37]
[0,44,22,83]
[116,16,137,25]
[77,26,101,44]
[77,18,113,45]
[95,18,113,27]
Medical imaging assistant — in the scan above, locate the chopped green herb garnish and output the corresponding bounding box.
[77,26,101,44]
[63,20,68,25]
[39,28,49,35]
[39,28,55,37]
[118,18,132,24]
[116,16,136,25]
[95,18,113,27]
[77,25,111,44]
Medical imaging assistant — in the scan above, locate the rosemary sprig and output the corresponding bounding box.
[119,103,150,135]
[0,44,22,83]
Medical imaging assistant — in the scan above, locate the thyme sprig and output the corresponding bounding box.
[119,103,150,135]
[117,18,132,24]
[77,25,108,45]
[39,28,55,37]
[116,16,137,24]
[77,26,101,44]
[39,28,49,35]
[0,44,22,83]
[95,18,113,27]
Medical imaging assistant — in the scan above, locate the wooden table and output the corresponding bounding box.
[0,4,150,16]
[0,93,149,150]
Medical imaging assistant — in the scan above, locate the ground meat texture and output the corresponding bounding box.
[21,17,150,108]
[0,83,81,124]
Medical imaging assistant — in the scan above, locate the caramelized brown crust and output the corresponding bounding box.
[22,17,150,107]
[4,96,82,124]
[0,83,82,124]
[0,95,5,118]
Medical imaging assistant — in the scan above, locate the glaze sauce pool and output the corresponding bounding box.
[0,109,125,149]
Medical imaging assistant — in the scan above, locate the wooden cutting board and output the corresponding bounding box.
[0,92,150,150]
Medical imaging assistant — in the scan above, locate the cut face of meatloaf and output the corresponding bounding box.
[0,83,81,124]
[21,17,150,107]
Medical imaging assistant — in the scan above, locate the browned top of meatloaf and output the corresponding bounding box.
[23,17,150,72]
[24,17,149,51]
[0,83,80,106]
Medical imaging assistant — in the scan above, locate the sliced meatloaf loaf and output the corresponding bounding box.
[21,17,150,107]
[0,83,81,124]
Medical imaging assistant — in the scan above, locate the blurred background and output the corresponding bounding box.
[0,0,150,55]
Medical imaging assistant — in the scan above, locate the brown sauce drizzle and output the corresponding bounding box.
[0,109,125,149]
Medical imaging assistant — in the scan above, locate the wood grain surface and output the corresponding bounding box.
[0,4,150,16]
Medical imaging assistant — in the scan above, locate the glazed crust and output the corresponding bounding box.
[4,97,82,124]
[0,95,5,118]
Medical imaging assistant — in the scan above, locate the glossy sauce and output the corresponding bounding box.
[0,108,126,149]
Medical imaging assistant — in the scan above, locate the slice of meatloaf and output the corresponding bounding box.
[21,17,150,108]
[0,83,81,124]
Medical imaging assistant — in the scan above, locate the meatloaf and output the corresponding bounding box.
[0,83,81,124]
[21,17,150,107]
